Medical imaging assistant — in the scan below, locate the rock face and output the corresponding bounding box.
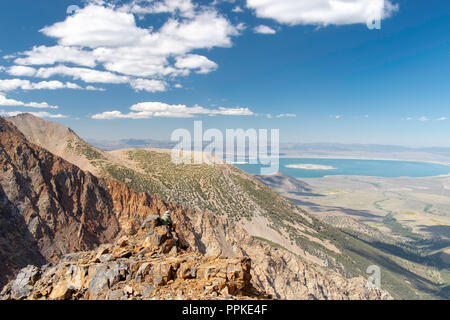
[0,116,392,300]
[0,118,122,286]
[0,225,262,300]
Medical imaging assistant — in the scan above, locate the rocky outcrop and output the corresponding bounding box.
[0,224,262,300]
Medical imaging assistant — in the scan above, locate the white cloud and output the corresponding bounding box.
[175,54,218,74]
[437,117,447,121]
[41,5,148,48]
[8,3,240,91]
[92,101,254,119]
[0,78,102,91]
[246,0,399,26]
[174,83,183,88]
[254,25,277,34]
[276,113,296,118]
[34,65,129,84]
[121,0,196,18]
[14,45,97,67]
[7,66,37,77]
[0,93,58,109]
[29,65,166,92]
[129,78,168,92]
[419,116,429,122]
[0,109,67,118]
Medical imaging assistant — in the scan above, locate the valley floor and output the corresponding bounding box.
[297,175,450,241]
[271,173,450,299]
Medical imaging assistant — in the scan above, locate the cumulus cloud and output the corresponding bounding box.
[6,2,240,92]
[3,0,401,99]
[253,25,277,34]
[418,116,429,122]
[0,78,103,91]
[437,117,447,121]
[246,0,399,26]
[129,78,168,92]
[175,54,218,74]
[0,93,58,109]
[41,5,149,48]
[6,64,165,92]
[14,45,97,67]
[121,0,197,18]
[92,101,254,119]
[34,65,129,84]
[7,66,37,77]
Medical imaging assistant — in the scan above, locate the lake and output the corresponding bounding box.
[235,158,450,178]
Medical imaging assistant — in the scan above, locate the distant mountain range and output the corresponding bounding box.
[281,143,450,155]
[87,138,450,155]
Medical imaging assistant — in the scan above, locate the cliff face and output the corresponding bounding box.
[0,118,121,286]
[0,117,391,299]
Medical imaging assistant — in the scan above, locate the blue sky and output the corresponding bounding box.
[0,0,449,147]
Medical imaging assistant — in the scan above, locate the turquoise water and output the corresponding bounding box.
[235,158,450,178]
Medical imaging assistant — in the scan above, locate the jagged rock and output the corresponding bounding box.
[0,229,263,300]
[66,265,87,291]
[10,266,41,300]
[88,265,110,298]
[49,281,72,300]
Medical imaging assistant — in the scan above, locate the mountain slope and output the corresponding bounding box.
[6,114,446,299]
[255,171,312,194]
[0,115,391,299]
[7,113,110,176]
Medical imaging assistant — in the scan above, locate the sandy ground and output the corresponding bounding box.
[281,174,450,240]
